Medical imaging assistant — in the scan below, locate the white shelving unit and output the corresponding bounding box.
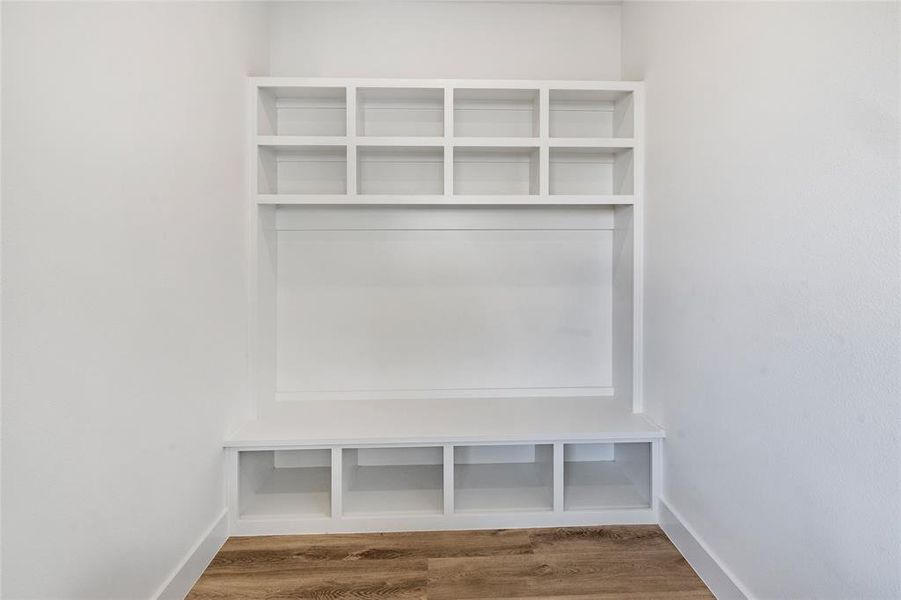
[227,78,659,536]
[252,78,640,206]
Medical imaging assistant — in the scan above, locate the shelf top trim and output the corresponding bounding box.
[251,77,643,92]
[256,136,636,149]
[256,194,634,207]
[224,397,663,449]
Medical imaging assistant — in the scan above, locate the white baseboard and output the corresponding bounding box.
[152,509,228,600]
[659,498,753,600]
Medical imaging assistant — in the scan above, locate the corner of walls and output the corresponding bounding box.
[152,510,228,600]
[659,499,751,600]
[0,0,4,595]
[622,2,901,599]
[2,2,270,598]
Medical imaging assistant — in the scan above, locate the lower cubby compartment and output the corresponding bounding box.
[564,442,651,510]
[343,447,444,516]
[454,444,553,513]
[238,449,331,519]
[228,423,662,532]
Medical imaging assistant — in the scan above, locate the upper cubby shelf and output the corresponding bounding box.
[358,87,444,137]
[252,78,641,206]
[549,90,634,139]
[258,86,347,136]
[454,89,539,137]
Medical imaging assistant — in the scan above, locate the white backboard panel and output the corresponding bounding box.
[276,226,613,399]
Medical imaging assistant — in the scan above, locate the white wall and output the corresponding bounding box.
[11,2,898,599]
[622,2,900,599]
[1,2,268,598]
[269,1,622,80]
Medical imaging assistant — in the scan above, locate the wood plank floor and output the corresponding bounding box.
[188,526,714,599]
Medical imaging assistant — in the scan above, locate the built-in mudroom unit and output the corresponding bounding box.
[226,78,662,536]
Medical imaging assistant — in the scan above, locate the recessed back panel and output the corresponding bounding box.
[274,207,614,400]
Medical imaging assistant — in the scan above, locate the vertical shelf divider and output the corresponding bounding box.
[346,86,357,196]
[444,86,454,196]
[331,447,343,518]
[443,445,455,515]
[651,440,662,515]
[226,449,240,531]
[631,85,645,412]
[553,442,565,512]
[539,87,550,197]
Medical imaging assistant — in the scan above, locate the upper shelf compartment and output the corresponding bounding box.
[455,89,539,138]
[550,90,633,139]
[550,147,633,195]
[259,87,347,136]
[258,146,347,195]
[251,80,640,206]
[357,88,444,137]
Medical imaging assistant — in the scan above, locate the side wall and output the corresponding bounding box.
[622,3,901,599]
[1,3,268,598]
[269,1,622,79]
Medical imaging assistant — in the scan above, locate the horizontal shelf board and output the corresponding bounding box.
[225,397,663,448]
[277,387,612,402]
[258,136,634,149]
[253,77,643,93]
[549,138,635,148]
[258,135,347,147]
[257,194,633,206]
[356,137,445,146]
[451,138,540,147]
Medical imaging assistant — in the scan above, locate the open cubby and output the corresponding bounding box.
[343,447,444,516]
[259,87,346,136]
[454,445,553,513]
[549,148,633,195]
[238,449,331,519]
[258,146,347,195]
[454,147,539,195]
[357,88,444,137]
[454,89,539,137]
[357,146,444,194]
[564,442,651,510]
[549,90,633,138]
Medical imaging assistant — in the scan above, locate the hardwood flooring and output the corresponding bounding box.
[188,526,713,599]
